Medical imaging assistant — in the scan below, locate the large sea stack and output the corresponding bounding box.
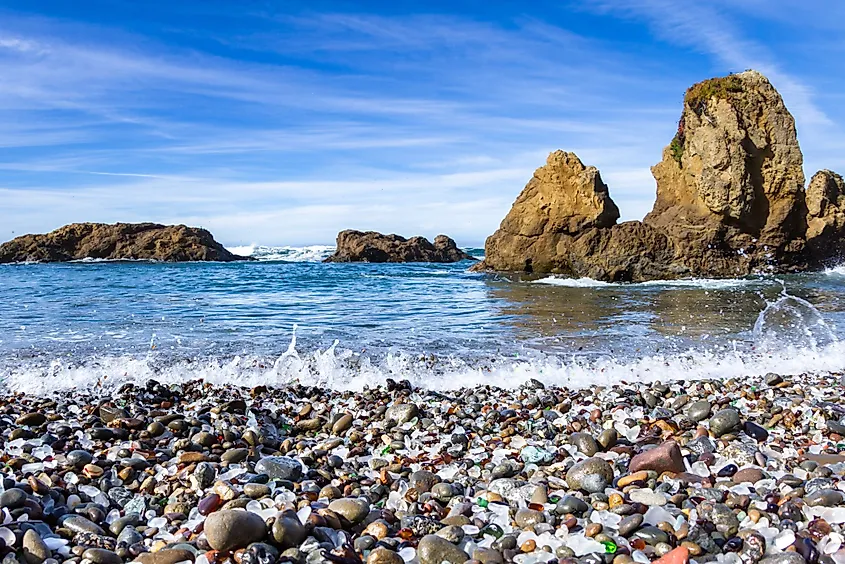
[475,70,845,281]
[325,230,474,263]
[0,222,249,263]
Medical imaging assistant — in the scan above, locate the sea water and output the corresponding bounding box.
[1,246,844,394]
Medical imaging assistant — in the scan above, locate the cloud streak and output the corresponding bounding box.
[0,3,842,245]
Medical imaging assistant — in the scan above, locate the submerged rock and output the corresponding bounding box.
[325,230,474,263]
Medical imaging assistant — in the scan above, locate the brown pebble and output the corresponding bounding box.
[585,523,602,537]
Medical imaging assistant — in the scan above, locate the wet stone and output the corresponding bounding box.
[328,498,370,525]
[514,508,544,529]
[61,515,106,535]
[0,488,27,509]
[66,450,94,468]
[571,432,600,456]
[687,401,712,422]
[385,403,418,424]
[221,448,249,464]
[743,421,769,442]
[16,412,47,426]
[632,526,670,546]
[81,549,122,564]
[629,441,685,474]
[556,495,590,515]
[254,456,303,481]
[409,470,440,493]
[618,514,644,537]
[417,534,470,564]
[566,457,614,493]
[22,529,51,564]
[805,489,845,507]
[709,408,741,437]
[204,509,267,552]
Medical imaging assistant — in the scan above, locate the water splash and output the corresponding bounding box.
[752,287,838,351]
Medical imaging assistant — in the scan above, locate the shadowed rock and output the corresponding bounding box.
[325,230,474,263]
[0,222,250,263]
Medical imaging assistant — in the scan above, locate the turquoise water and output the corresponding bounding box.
[1,248,844,393]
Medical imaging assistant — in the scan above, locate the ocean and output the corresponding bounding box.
[1,246,844,394]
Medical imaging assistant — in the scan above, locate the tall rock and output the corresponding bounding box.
[805,169,845,259]
[646,70,807,274]
[498,151,620,237]
[479,151,627,275]
[476,70,845,281]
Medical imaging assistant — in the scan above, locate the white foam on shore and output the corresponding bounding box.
[532,276,766,290]
[532,277,613,288]
[4,336,844,396]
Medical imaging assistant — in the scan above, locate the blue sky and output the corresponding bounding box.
[1,1,843,247]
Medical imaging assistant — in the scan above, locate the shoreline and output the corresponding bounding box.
[0,373,843,564]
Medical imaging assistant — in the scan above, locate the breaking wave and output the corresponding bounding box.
[225,245,335,262]
[4,286,842,396]
[3,336,843,396]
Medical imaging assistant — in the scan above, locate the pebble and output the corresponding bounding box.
[22,529,51,564]
[253,456,302,481]
[417,534,470,564]
[328,498,371,525]
[687,401,712,422]
[0,372,840,564]
[82,548,123,564]
[709,408,741,437]
[629,440,685,474]
[566,457,614,493]
[204,509,267,551]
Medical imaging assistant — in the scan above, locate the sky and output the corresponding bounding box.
[1,1,844,247]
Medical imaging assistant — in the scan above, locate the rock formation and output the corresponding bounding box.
[324,230,474,263]
[475,70,845,281]
[0,223,250,263]
[805,170,845,256]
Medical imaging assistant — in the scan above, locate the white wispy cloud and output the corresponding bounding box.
[0,4,842,245]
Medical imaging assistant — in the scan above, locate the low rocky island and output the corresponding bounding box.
[324,230,475,263]
[0,373,844,564]
[0,223,250,263]
[474,70,845,281]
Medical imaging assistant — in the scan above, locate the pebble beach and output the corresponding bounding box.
[1,373,844,564]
